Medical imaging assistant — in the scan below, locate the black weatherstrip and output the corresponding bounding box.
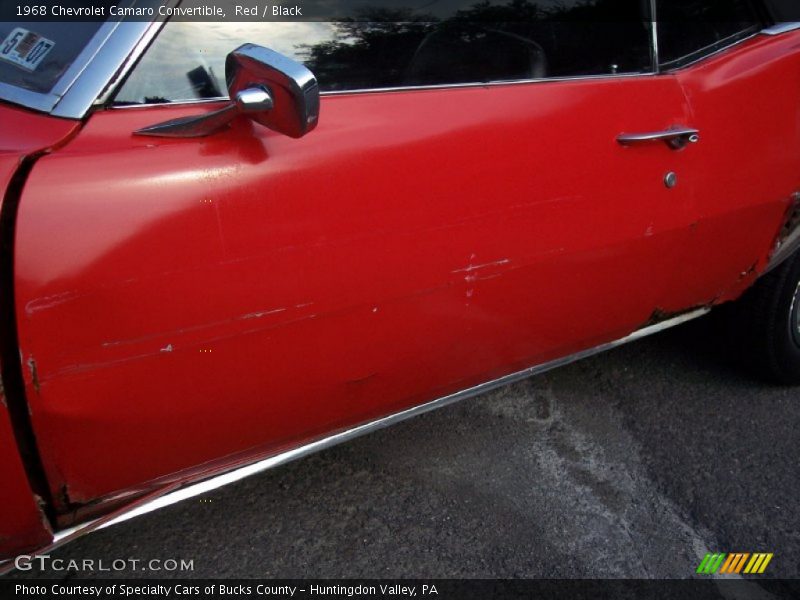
[0,153,57,525]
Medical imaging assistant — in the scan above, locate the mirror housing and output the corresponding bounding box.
[134,44,319,139]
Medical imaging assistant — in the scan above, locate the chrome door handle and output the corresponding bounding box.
[617,127,700,150]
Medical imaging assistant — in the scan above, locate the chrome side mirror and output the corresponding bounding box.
[226,44,319,138]
[134,44,319,139]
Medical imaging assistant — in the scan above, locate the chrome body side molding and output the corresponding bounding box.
[0,307,709,574]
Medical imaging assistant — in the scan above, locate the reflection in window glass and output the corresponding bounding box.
[116,21,338,103]
[115,0,651,104]
[657,0,761,66]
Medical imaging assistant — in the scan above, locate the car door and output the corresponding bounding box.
[653,0,800,308]
[14,2,698,517]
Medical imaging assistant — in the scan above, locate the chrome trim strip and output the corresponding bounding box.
[761,22,800,36]
[51,20,163,119]
[320,71,655,96]
[93,19,166,108]
[0,307,708,572]
[649,0,660,74]
[110,71,656,109]
[52,0,175,118]
[113,96,228,109]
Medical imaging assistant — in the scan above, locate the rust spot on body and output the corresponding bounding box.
[27,356,40,395]
[643,304,710,328]
[738,262,758,281]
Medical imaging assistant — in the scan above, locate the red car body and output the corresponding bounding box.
[1,11,799,561]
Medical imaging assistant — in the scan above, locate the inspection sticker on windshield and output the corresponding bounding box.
[0,28,55,72]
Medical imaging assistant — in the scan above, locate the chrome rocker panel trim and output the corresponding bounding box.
[764,193,800,274]
[767,227,800,273]
[0,307,709,574]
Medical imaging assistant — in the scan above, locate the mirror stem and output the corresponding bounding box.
[134,103,239,138]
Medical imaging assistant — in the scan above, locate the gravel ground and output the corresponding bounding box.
[9,314,800,582]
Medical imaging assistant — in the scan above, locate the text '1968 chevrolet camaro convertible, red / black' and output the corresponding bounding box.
[0,0,799,564]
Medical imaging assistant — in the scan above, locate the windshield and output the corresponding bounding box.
[0,21,107,94]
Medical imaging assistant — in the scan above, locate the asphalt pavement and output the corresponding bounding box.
[9,314,800,581]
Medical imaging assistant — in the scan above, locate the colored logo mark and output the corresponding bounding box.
[696,553,773,575]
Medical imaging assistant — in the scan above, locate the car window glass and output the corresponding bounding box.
[114,0,651,104]
[657,0,761,67]
[766,0,800,21]
[0,20,107,94]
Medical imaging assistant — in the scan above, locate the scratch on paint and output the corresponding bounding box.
[51,267,499,379]
[160,344,173,353]
[61,308,326,379]
[241,307,286,320]
[451,258,511,274]
[52,348,186,380]
[25,291,80,315]
[101,304,298,348]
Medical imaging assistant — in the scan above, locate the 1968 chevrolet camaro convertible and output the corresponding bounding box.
[1,0,799,563]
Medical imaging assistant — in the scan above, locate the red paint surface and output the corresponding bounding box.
[0,398,51,558]
[667,33,800,306]
[5,32,800,542]
[0,407,50,558]
[0,104,78,559]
